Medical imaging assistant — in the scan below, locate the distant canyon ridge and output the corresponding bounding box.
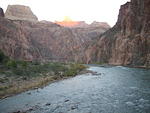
[0,5,110,63]
[0,0,150,67]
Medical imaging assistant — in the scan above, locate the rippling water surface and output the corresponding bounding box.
[0,65,150,113]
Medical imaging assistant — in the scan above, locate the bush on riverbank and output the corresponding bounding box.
[0,50,87,78]
[64,63,87,76]
[1,60,87,77]
[0,50,9,64]
[0,50,87,98]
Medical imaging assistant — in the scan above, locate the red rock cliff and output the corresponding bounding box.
[0,5,110,63]
[86,0,150,67]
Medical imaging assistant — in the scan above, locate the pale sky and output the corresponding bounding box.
[1,0,130,26]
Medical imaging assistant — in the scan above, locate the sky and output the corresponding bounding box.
[1,0,129,26]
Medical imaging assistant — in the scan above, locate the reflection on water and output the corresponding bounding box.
[0,65,150,113]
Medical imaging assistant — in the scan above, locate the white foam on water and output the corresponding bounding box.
[125,101,135,106]
[130,87,138,90]
[139,98,149,103]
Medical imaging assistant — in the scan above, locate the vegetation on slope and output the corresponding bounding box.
[0,50,87,98]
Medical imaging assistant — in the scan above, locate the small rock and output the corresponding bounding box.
[71,106,78,110]
[27,108,34,111]
[22,77,27,80]
[27,92,31,95]
[25,104,29,106]
[64,99,69,102]
[45,103,51,106]
[36,89,40,93]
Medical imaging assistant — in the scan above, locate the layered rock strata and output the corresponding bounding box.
[0,5,110,63]
[85,0,150,67]
[5,5,38,21]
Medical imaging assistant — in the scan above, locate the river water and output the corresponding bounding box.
[0,65,150,113]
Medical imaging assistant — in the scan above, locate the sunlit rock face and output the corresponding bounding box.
[5,5,38,21]
[56,21,88,28]
[86,0,150,67]
[55,16,87,27]
[0,6,110,63]
[0,8,4,17]
[55,17,110,29]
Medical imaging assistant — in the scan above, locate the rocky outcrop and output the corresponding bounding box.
[0,8,4,17]
[0,7,110,63]
[5,5,38,21]
[86,0,150,67]
[56,20,110,29]
[0,18,109,62]
[90,21,110,29]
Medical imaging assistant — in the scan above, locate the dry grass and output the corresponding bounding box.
[0,63,87,99]
[0,75,67,99]
[0,51,87,99]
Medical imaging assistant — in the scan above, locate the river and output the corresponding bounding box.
[0,65,150,113]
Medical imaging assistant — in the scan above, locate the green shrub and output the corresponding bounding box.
[47,62,67,72]
[16,60,28,67]
[1,59,87,78]
[93,61,107,65]
[6,60,17,68]
[64,68,77,76]
[12,68,23,75]
[0,50,9,63]
[32,61,40,65]
[64,63,87,76]
[70,63,87,71]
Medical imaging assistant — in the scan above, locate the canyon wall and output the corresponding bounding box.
[86,0,150,67]
[0,5,110,63]
[0,0,149,67]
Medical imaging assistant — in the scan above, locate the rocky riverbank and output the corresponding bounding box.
[0,51,87,99]
[0,66,150,113]
[0,62,87,99]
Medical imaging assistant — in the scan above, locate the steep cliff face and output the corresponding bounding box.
[2,0,148,66]
[0,8,4,17]
[0,18,36,60]
[0,5,110,63]
[87,0,150,67]
[5,5,38,21]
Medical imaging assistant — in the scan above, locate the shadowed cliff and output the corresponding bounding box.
[85,0,150,67]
